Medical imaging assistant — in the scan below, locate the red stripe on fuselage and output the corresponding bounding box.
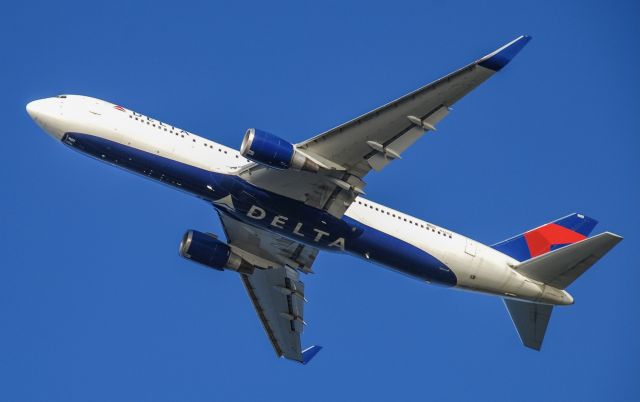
[524,223,586,258]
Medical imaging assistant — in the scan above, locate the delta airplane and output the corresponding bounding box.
[26,35,622,364]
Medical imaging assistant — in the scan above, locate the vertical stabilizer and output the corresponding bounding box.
[492,213,598,261]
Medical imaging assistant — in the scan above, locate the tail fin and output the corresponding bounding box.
[498,214,622,351]
[504,231,621,350]
[492,213,598,262]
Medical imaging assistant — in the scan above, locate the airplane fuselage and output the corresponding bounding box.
[27,95,573,306]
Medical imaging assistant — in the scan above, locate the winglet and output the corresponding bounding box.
[301,345,322,365]
[478,35,532,71]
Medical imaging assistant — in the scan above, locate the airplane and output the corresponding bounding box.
[26,35,622,364]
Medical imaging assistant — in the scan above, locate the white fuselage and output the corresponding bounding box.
[26,95,573,305]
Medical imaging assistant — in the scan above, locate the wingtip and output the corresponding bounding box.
[603,231,624,242]
[301,345,323,365]
[478,35,532,72]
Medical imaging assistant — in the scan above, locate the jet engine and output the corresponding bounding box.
[240,128,319,172]
[179,230,254,274]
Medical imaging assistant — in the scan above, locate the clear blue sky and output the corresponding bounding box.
[1,1,638,401]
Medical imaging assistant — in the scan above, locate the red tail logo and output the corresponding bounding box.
[524,223,586,258]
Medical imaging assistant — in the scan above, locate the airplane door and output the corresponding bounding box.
[465,239,477,257]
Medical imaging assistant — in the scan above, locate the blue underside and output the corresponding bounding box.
[62,132,457,286]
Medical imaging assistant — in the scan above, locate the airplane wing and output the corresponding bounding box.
[240,35,531,217]
[217,212,321,363]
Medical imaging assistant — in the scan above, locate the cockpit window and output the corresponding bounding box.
[56,95,67,98]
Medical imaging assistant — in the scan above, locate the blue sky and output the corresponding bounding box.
[1,1,638,401]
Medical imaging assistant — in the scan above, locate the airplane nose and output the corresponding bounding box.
[26,97,66,140]
[26,99,45,120]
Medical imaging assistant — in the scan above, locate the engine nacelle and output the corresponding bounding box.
[240,128,319,172]
[179,230,254,274]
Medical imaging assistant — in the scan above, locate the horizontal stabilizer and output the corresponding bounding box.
[514,232,622,289]
[504,299,553,350]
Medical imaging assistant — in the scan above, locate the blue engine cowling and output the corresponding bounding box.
[179,230,253,274]
[240,128,319,172]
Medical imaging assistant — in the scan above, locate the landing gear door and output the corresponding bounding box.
[465,239,477,257]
